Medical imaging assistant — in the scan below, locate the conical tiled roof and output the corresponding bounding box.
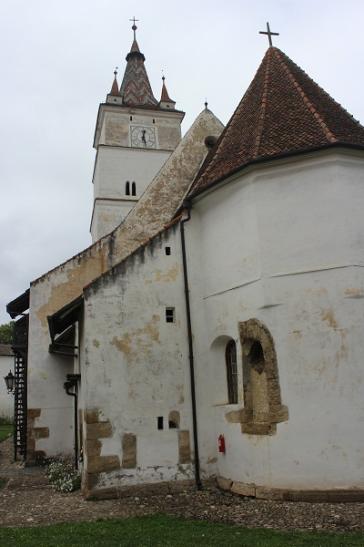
[189,47,364,197]
[120,37,158,107]
[160,76,175,103]
[109,70,119,96]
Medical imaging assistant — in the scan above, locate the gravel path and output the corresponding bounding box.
[1,438,364,531]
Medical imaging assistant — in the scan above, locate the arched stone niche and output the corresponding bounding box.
[239,319,288,435]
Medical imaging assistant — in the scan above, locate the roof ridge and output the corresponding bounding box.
[273,48,337,144]
[252,48,272,158]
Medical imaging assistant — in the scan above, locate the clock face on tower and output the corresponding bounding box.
[131,126,157,148]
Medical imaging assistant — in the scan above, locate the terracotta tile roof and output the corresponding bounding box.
[189,47,364,197]
[109,72,119,97]
[160,77,175,103]
[120,39,158,107]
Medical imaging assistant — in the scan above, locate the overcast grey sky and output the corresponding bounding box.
[1,0,364,324]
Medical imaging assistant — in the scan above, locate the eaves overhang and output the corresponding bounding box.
[47,295,83,357]
[189,142,364,202]
[6,289,30,319]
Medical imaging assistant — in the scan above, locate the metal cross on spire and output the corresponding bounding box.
[259,22,279,47]
[129,16,139,40]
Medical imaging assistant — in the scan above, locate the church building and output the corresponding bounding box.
[7,23,364,501]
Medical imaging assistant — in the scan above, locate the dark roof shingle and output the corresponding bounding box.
[189,47,364,197]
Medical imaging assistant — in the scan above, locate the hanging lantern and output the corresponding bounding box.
[4,371,15,394]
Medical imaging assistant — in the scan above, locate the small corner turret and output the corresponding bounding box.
[159,76,176,110]
[106,68,123,105]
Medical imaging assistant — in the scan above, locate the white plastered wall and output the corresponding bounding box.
[91,147,170,241]
[0,355,14,420]
[186,150,364,489]
[82,225,194,488]
[28,272,80,457]
[91,105,184,242]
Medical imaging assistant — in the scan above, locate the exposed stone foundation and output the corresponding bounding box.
[85,479,197,500]
[217,476,364,502]
[26,408,47,463]
[82,409,120,496]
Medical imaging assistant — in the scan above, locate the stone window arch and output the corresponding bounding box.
[239,319,288,435]
[125,181,130,196]
[131,182,136,196]
[226,340,238,404]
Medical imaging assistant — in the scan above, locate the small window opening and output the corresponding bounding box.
[131,182,136,196]
[168,410,180,429]
[226,340,238,404]
[165,307,175,323]
[130,115,133,121]
[152,118,155,124]
[125,181,130,196]
[157,416,164,430]
[165,246,171,256]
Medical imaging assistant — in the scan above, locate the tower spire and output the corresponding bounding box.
[120,21,158,106]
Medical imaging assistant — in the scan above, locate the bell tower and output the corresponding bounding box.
[90,21,185,242]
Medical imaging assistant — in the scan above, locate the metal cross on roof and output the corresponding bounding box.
[129,16,139,39]
[259,22,279,47]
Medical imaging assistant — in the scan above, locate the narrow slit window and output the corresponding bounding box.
[226,340,238,404]
[165,307,175,323]
[165,247,171,256]
[125,181,130,196]
[130,115,133,121]
[157,416,164,430]
[132,182,136,196]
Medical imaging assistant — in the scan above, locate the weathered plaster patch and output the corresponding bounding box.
[344,288,364,299]
[33,427,49,439]
[93,339,100,348]
[290,330,302,339]
[154,264,180,283]
[36,252,107,329]
[320,309,338,329]
[111,315,161,359]
[111,333,132,355]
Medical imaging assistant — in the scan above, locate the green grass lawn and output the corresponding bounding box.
[0,515,363,546]
[0,424,13,442]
